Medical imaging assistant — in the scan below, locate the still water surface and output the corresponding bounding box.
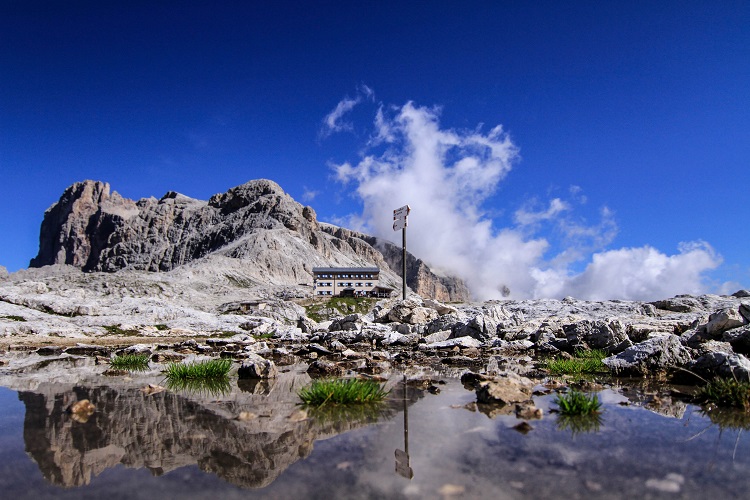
[1,373,750,499]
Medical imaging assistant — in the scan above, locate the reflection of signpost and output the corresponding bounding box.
[393,205,410,300]
[395,375,413,479]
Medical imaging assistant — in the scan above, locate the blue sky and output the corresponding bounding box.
[1,1,748,299]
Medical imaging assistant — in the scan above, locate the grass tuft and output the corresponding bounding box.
[697,377,750,411]
[103,324,141,336]
[554,389,602,416]
[546,349,608,376]
[163,359,233,396]
[298,378,389,407]
[1,315,26,322]
[164,358,232,381]
[110,354,150,371]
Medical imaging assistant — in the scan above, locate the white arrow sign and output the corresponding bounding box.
[393,205,410,219]
[393,218,407,231]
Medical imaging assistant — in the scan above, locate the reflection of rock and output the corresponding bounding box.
[18,368,396,489]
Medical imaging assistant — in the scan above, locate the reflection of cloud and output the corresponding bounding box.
[327,94,721,300]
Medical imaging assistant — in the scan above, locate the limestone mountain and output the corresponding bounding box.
[30,179,469,302]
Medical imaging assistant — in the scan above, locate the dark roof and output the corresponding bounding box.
[312,267,380,274]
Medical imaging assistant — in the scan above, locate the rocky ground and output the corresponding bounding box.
[2,263,750,387]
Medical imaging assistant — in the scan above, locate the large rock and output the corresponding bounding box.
[474,373,534,405]
[651,297,704,313]
[723,325,750,355]
[688,351,750,382]
[563,319,632,353]
[706,307,748,336]
[602,335,692,375]
[238,354,278,379]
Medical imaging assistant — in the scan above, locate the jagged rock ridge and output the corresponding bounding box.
[30,179,469,302]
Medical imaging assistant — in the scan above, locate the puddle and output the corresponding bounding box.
[0,363,750,498]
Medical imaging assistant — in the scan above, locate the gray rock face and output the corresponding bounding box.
[563,319,632,353]
[602,335,693,375]
[30,179,469,302]
[706,307,748,336]
[0,265,8,280]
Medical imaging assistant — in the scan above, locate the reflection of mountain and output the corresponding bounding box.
[18,369,402,489]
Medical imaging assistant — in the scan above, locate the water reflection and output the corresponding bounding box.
[164,375,232,397]
[555,413,604,435]
[16,369,414,490]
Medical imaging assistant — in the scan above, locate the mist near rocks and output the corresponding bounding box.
[326,94,721,301]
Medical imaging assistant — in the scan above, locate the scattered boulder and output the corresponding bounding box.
[651,297,703,313]
[306,359,345,377]
[603,335,692,375]
[563,319,631,353]
[474,373,534,406]
[722,325,750,355]
[688,351,750,382]
[706,307,747,336]
[237,354,278,379]
[418,336,482,350]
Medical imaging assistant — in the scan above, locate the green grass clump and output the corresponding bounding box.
[554,390,602,416]
[164,358,232,381]
[298,378,389,407]
[305,297,377,322]
[1,315,26,322]
[697,378,750,411]
[103,324,141,336]
[163,359,233,396]
[110,354,150,371]
[546,349,608,376]
[154,324,169,331]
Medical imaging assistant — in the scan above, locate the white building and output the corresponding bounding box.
[312,266,393,298]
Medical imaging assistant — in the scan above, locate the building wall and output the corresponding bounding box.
[313,269,379,297]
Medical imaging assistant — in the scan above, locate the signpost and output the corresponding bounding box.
[393,205,410,300]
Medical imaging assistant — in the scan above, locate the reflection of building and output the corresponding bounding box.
[312,267,394,298]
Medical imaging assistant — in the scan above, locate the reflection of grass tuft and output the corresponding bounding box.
[165,376,232,397]
[554,389,602,416]
[110,354,150,371]
[307,402,393,425]
[697,378,750,411]
[298,378,389,406]
[546,349,607,376]
[556,412,603,435]
[700,406,750,430]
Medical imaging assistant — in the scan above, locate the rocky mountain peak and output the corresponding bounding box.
[28,179,469,301]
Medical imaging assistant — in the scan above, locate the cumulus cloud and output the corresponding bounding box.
[326,95,721,300]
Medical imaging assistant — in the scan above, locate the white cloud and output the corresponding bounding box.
[514,198,570,225]
[320,85,376,138]
[328,95,721,300]
[301,187,319,202]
